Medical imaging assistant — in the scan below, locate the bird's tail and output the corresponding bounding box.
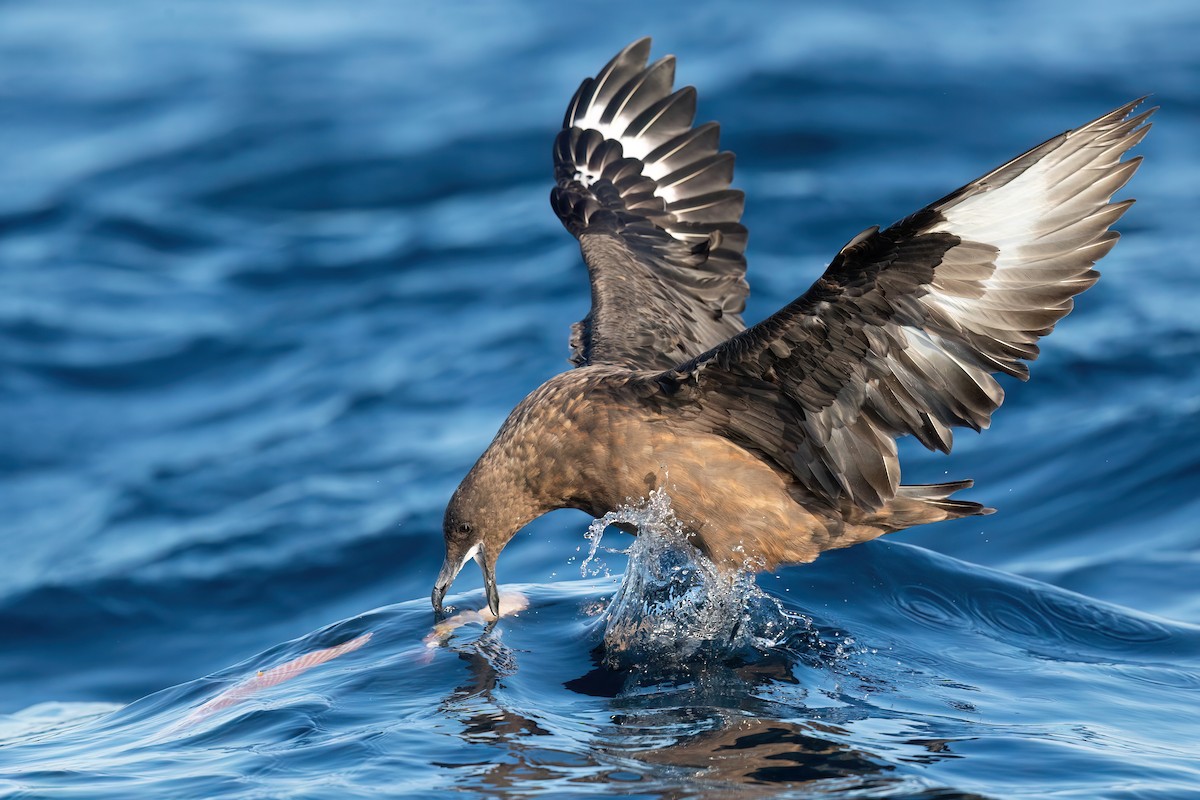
[885,480,994,528]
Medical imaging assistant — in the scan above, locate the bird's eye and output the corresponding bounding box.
[457,522,473,535]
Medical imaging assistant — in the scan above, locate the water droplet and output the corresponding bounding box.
[583,489,803,667]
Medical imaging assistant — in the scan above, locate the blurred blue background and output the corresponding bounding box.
[1,1,1198,797]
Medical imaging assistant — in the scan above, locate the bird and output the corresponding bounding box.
[431,37,1152,617]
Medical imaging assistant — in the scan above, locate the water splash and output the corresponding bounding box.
[583,490,807,667]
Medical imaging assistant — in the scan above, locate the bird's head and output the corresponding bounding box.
[432,458,543,617]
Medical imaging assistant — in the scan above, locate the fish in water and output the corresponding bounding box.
[161,633,373,737]
[161,592,529,737]
[432,37,1152,616]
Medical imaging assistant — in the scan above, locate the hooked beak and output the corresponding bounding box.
[431,543,500,618]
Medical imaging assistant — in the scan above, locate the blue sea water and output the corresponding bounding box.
[1,1,1199,797]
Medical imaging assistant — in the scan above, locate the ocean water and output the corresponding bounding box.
[2,1,1199,798]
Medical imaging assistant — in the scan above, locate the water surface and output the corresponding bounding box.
[1,2,1198,798]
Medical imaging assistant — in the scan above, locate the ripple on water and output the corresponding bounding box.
[1029,589,1174,650]
[891,556,1181,664]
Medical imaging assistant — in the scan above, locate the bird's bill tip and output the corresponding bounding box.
[431,543,477,615]
[483,558,501,618]
[431,581,448,615]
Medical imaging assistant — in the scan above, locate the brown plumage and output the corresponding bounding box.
[432,38,1152,616]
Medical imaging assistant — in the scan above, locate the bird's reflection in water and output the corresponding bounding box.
[630,718,885,786]
[439,633,547,742]
[437,625,983,798]
[435,630,612,794]
[593,666,984,797]
[570,654,886,794]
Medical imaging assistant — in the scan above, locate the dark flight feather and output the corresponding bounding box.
[649,99,1153,511]
[552,37,749,370]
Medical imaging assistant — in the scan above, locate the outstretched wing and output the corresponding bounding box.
[552,38,749,370]
[655,100,1153,510]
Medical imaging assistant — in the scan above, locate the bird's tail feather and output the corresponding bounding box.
[889,480,995,526]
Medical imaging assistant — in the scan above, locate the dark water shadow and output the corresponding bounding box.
[435,612,986,799]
